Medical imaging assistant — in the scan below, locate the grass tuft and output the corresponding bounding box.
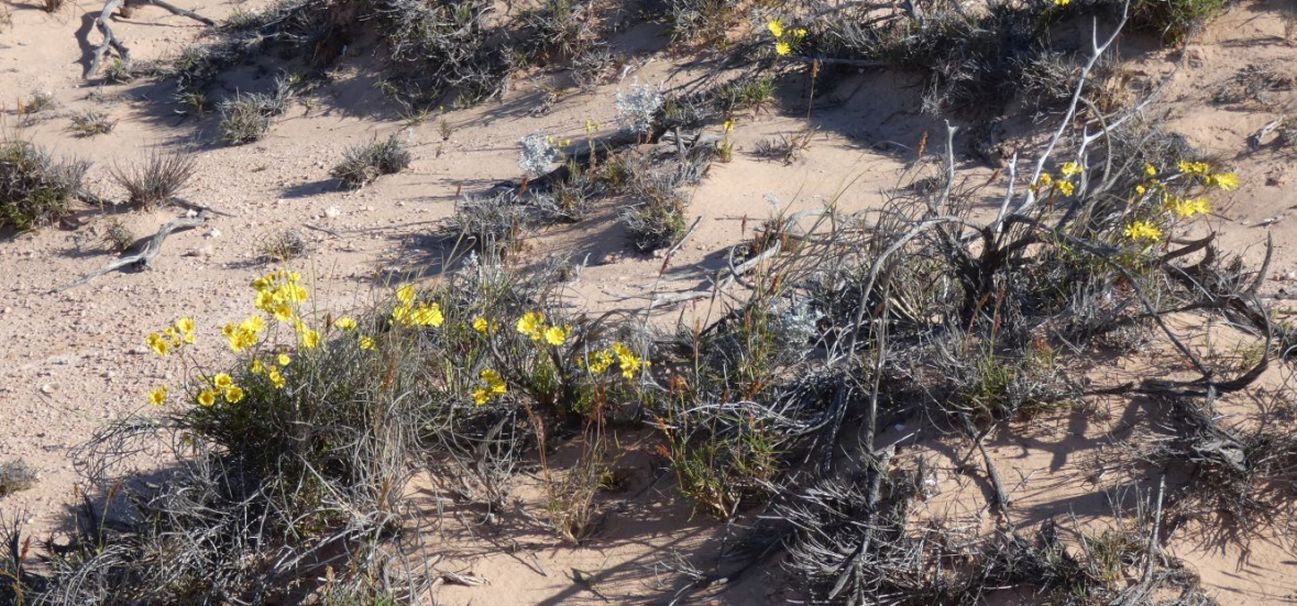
[330,134,412,190]
[110,149,197,210]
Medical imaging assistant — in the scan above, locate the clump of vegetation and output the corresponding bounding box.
[17,90,54,116]
[331,134,412,190]
[110,149,196,210]
[1130,0,1232,42]
[0,140,89,231]
[42,0,65,13]
[217,89,288,145]
[0,460,36,497]
[665,0,740,45]
[69,110,117,138]
[259,228,310,262]
[101,217,136,253]
[619,181,688,252]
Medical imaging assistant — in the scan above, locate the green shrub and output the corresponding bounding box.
[0,140,88,231]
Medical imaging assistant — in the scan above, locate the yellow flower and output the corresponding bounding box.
[274,283,308,304]
[1135,184,1147,196]
[300,329,320,349]
[391,305,411,325]
[273,303,294,323]
[1207,172,1238,191]
[224,385,245,404]
[767,19,783,38]
[1166,195,1211,219]
[250,358,265,375]
[516,311,546,341]
[395,284,415,306]
[775,41,791,56]
[148,386,167,407]
[1059,161,1082,177]
[146,333,169,356]
[268,369,285,390]
[723,118,735,134]
[358,336,375,350]
[196,390,217,407]
[792,27,807,41]
[412,303,444,327]
[278,353,291,366]
[1124,220,1163,244]
[1055,0,1070,6]
[612,342,645,380]
[1056,180,1075,197]
[1034,173,1053,190]
[255,290,275,312]
[175,317,195,334]
[213,373,233,389]
[334,317,357,331]
[587,349,615,374]
[472,316,490,334]
[1177,160,1209,175]
[1144,164,1157,177]
[543,325,569,346]
[475,369,508,404]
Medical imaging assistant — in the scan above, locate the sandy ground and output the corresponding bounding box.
[1,0,1296,603]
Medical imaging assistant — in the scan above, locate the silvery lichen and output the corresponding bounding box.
[518,133,562,178]
[615,84,663,135]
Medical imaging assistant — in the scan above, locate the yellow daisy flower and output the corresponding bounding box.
[196,390,217,407]
[224,385,245,404]
[148,386,167,407]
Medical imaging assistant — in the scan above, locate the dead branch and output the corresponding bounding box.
[88,0,130,80]
[86,0,214,79]
[57,212,210,292]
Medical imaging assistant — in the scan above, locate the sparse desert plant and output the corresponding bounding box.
[712,76,776,116]
[101,217,136,252]
[517,132,564,180]
[259,228,310,262]
[69,110,117,138]
[42,0,65,13]
[615,83,664,138]
[619,181,688,252]
[18,90,54,116]
[0,460,35,497]
[447,192,529,253]
[753,130,815,164]
[110,148,197,209]
[103,58,137,84]
[0,139,89,230]
[0,6,12,32]
[1130,0,1231,42]
[666,0,739,44]
[331,134,412,190]
[217,90,288,145]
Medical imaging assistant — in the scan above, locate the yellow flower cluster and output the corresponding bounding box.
[222,315,264,352]
[515,311,569,346]
[1177,160,1238,191]
[584,342,649,380]
[1123,219,1162,244]
[1032,161,1082,197]
[391,284,445,328]
[248,353,288,390]
[767,19,808,56]
[471,368,508,406]
[146,317,197,357]
[194,372,246,407]
[1163,193,1211,219]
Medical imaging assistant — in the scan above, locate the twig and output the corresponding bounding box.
[57,212,210,292]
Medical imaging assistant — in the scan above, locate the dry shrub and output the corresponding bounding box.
[110,149,196,210]
[330,135,411,190]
